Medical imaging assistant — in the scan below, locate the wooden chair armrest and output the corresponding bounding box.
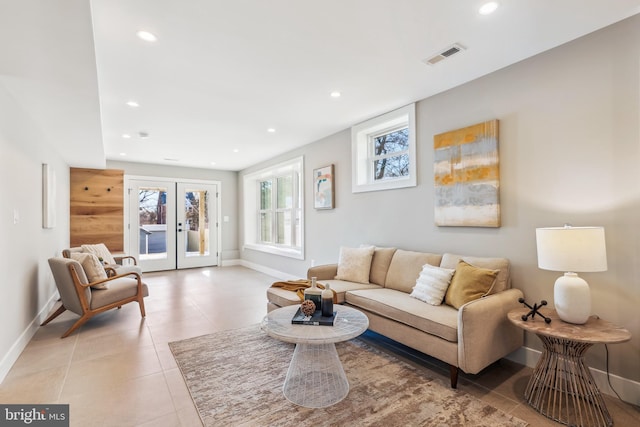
[82,271,143,289]
[113,255,138,266]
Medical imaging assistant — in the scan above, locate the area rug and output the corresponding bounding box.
[169,325,528,427]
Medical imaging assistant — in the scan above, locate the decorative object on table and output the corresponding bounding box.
[303,276,322,309]
[536,225,607,324]
[321,283,334,317]
[300,300,316,316]
[517,297,551,323]
[291,307,336,326]
[313,164,334,209]
[433,119,500,227]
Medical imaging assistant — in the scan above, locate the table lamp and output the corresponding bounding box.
[535,225,607,324]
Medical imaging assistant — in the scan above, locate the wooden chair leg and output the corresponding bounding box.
[61,314,92,338]
[138,297,146,317]
[450,365,459,389]
[41,305,67,326]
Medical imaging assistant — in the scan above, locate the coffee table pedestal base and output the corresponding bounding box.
[283,342,349,408]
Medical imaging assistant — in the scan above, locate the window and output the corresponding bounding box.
[351,103,416,192]
[243,156,303,259]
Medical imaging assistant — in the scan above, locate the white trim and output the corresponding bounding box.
[0,292,59,383]
[351,103,417,193]
[506,346,640,406]
[239,259,299,281]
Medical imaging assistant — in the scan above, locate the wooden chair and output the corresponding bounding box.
[42,257,149,338]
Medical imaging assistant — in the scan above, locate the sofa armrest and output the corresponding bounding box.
[307,264,338,281]
[457,288,524,374]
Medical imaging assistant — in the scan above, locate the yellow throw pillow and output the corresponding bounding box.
[444,260,498,309]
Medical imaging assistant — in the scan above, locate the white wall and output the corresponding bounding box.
[106,160,240,261]
[240,14,640,391]
[0,85,70,381]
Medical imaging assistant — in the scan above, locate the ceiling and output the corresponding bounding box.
[4,1,640,171]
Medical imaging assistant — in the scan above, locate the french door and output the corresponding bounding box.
[126,177,220,272]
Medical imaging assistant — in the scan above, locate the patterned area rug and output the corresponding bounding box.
[169,325,528,427]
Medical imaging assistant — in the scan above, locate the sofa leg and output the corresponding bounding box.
[449,365,459,388]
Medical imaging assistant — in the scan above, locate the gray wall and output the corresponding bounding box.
[106,160,240,261]
[240,15,640,384]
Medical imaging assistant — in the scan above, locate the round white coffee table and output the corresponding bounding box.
[261,304,369,408]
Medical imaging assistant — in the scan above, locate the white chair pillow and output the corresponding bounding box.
[81,243,116,265]
[410,264,455,306]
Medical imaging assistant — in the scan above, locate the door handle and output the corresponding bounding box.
[178,229,183,232]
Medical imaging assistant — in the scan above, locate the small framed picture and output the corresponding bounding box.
[313,165,334,209]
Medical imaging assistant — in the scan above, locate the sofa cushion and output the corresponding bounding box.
[444,260,499,309]
[267,279,381,307]
[410,264,455,306]
[368,247,397,286]
[346,288,458,342]
[440,253,510,294]
[385,250,442,293]
[335,246,375,284]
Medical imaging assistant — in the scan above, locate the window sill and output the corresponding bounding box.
[243,243,304,260]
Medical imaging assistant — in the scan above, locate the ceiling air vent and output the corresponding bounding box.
[423,43,466,66]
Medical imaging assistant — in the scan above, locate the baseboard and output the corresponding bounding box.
[220,258,242,267]
[506,346,640,406]
[239,260,299,281]
[0,292,59,384]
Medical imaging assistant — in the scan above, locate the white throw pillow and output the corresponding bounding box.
[81,243,116,265]
[70,253,109,289]
[410,264,455,306]
[334,246,375,284]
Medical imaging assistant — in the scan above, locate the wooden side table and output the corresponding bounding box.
[508,308,631,427]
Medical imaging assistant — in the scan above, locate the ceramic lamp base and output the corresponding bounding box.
[554,272,591,324]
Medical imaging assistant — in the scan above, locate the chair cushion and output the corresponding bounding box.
[409,264,455,306]
[444,260,499,309]
[346,288,459,342]
[81,243,116,265]
[70,253,108,288]
[334,246,375,284]
[90,278,148,309]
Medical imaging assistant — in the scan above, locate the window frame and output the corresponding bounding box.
[351,103,416,193]
[243,156,304,259]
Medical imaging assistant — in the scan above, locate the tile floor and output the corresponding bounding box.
[0,266,638,426]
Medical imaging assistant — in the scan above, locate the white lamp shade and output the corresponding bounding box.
[535,226,607,272]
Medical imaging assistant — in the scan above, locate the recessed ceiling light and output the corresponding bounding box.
[119,152,127,156]
[136,30,157,42]
[126,100,139,107]
[330,91,341,98]
[122,133,131,139]
[267,128,276,133]
[233,149,240,153]
[210,161,217,166]
[479,2,499,15]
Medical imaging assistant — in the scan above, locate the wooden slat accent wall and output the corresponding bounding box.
[70,168,124,252]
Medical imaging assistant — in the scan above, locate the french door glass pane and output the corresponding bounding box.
[138,187,168,260]
[184,189,209,257]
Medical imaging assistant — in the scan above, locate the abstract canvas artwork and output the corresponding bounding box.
[314,164,335,209]
[433,120,500,227]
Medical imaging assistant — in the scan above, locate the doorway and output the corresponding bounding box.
[126,177,220,272]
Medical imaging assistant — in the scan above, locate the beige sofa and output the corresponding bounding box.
[267,247,524,388]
